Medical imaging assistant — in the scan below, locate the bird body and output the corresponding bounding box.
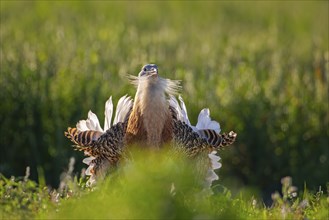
[125,70,173,147]
[124,64,181,148]
[64,64,237,186]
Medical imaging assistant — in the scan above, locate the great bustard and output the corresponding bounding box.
[65,64,237,186]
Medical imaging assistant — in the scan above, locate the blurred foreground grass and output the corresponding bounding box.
[1,149,328,219]
[0,0,328,204]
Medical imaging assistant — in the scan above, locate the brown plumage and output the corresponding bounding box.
[64,127,102,147]
[64,64,237,185]
[172,119,237,157]
[65,122,128,166]
[125,64,177,147]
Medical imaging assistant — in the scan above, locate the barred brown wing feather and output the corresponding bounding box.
[64,127,79,145]
[77,130,102,146]
[220,131,237,148]
[64,127,102,146]
[91,122,127,164]
[198,129,221,147]
[64,127,102,156]
[172,120,208,156]
[65,120,127,157]
[198,129,237,150]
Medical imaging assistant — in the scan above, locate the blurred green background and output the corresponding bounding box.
[0,1,328,200]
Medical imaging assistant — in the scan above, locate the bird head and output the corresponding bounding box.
[138,64,158,78]
[130,63,180,96]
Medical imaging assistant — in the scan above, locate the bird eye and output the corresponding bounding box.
[143,68,147,71]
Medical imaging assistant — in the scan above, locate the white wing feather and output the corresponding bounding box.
[104,96,113,131]
[113,95,133,125]
[178,95,192,126]
[196,108,221,133]
[169,96,185,122]
[86,111,103,132]
[76,110,103,132]
[76,120,89,131]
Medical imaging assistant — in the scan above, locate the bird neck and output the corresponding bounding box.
[135,79,167,113]
[130,78,171,147]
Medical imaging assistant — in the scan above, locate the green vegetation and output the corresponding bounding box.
[0,1,328,219]
[1,150,328,219]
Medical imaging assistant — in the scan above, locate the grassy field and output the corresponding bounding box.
[1,150,328,219]
[0,1,328,219]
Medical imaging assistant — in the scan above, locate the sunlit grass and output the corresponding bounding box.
[1,149,328,219]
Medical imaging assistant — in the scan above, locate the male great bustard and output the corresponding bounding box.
[65,64,237,186]
[124,64,177,147]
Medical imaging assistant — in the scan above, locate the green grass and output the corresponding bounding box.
[0,1,328,219]
[1,150,328,219]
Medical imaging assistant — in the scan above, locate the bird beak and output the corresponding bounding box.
[148,68,158,77]
[149,72,157,77]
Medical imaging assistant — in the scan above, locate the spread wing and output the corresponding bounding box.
[170,106,237,157]
[64,120,129,184]
[64,122,128,163]
[64,96,133,185]
[64,127,103,155]
[170,103,237,189]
